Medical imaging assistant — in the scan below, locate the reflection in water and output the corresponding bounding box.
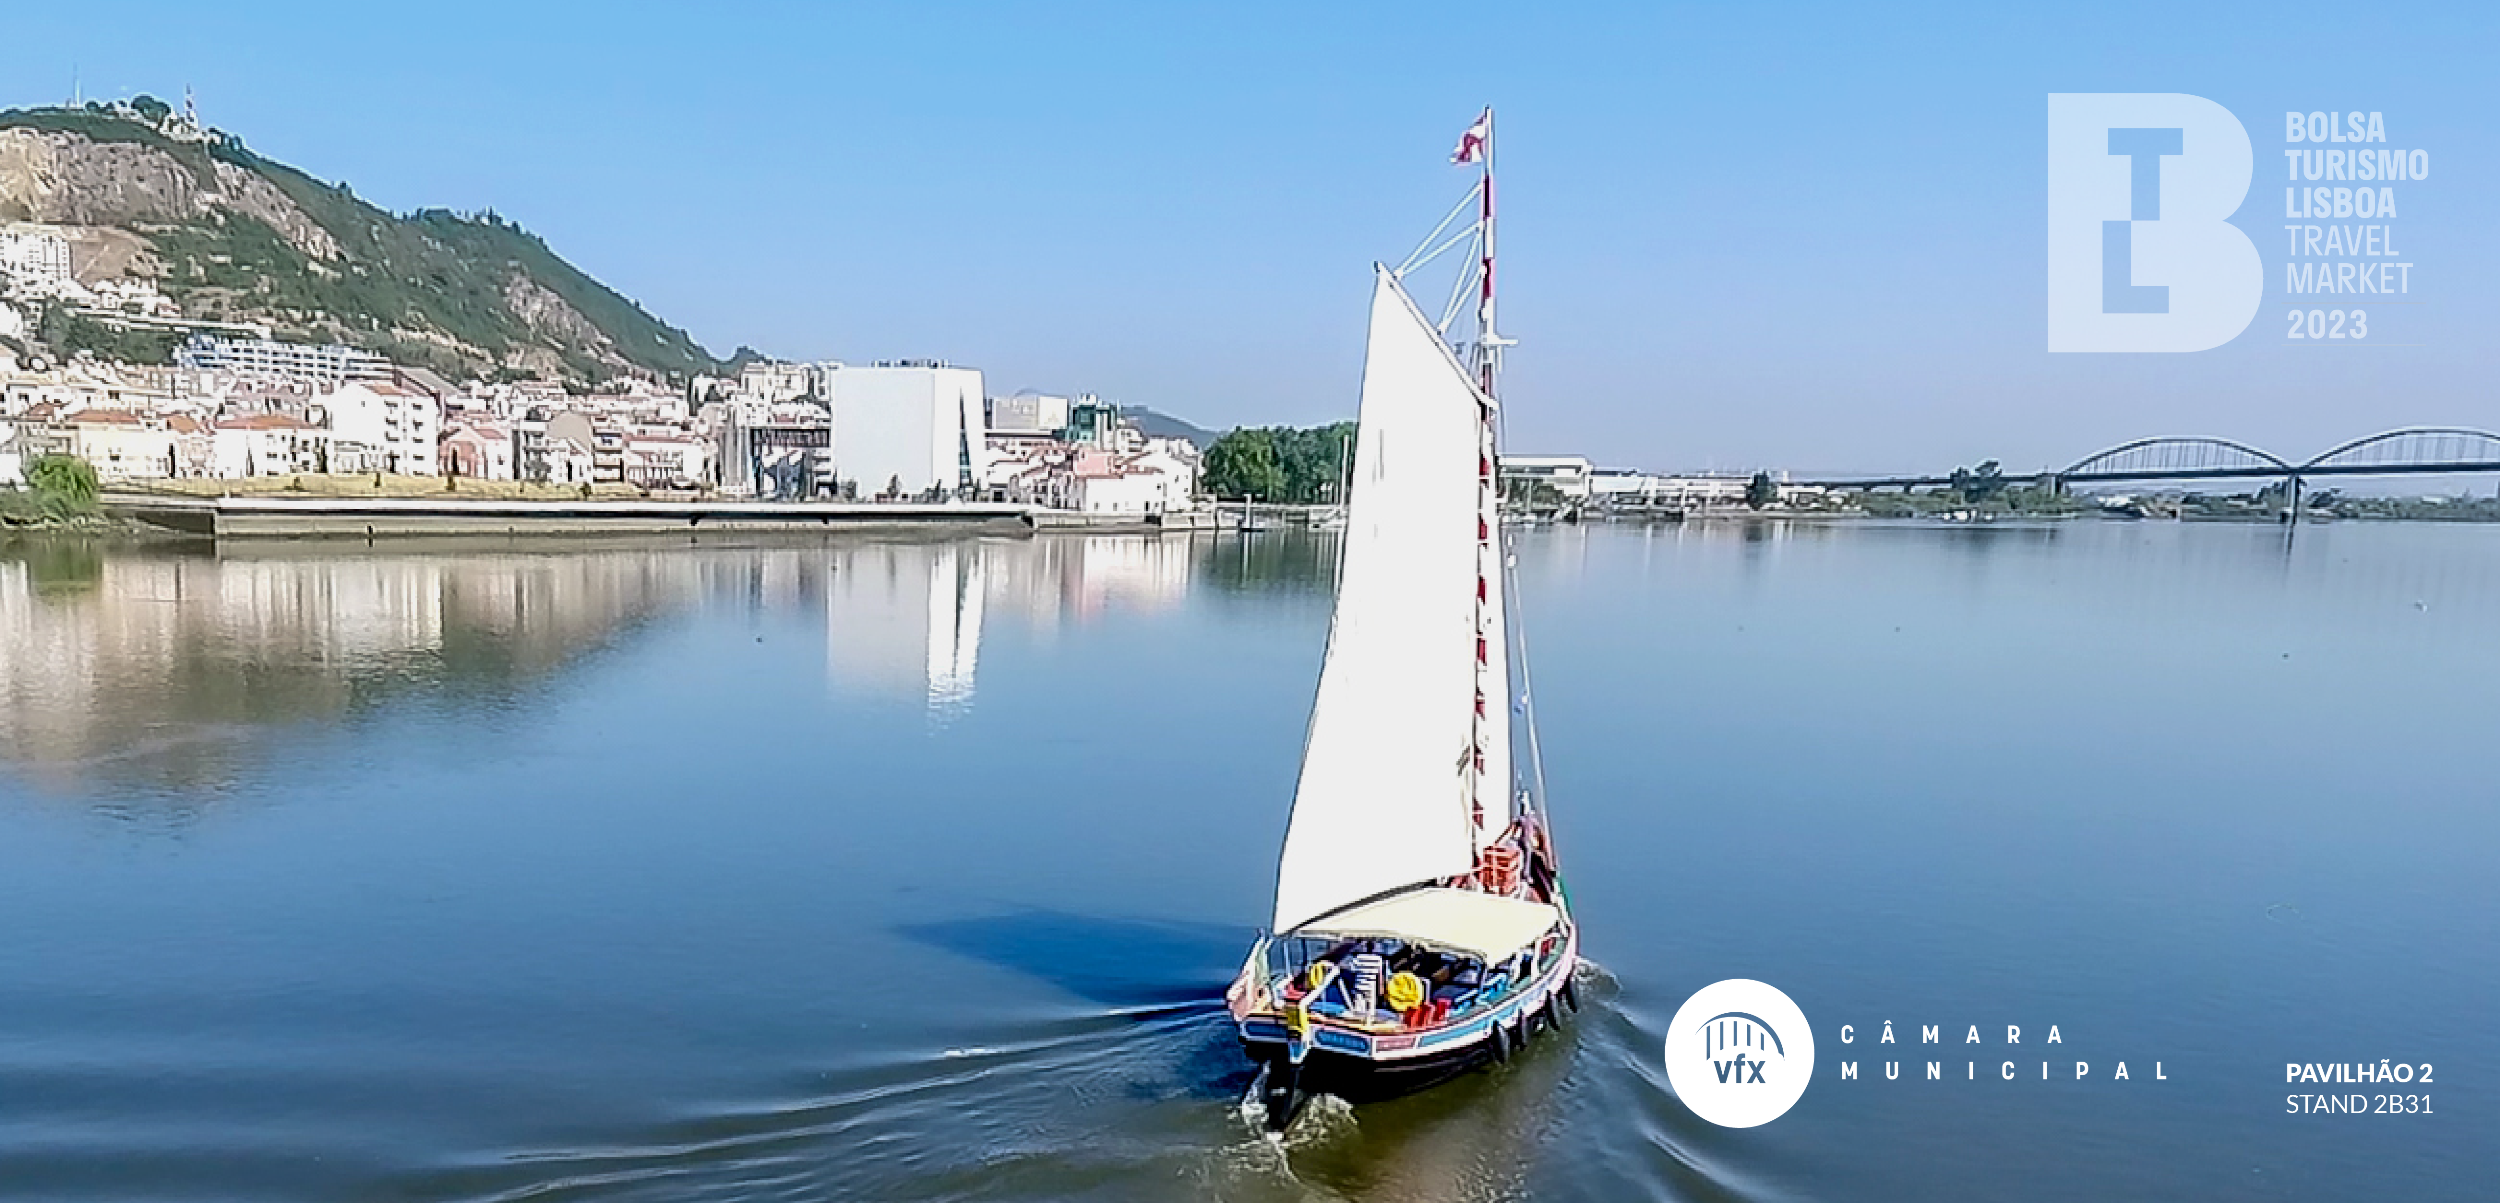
[0,542,735,799]
[0,533,1325,799]
[825,542,988,711]
[1,521,2496,1202]
[1194,529,1340,599]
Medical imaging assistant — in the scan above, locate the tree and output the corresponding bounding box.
[1203,428,1286,501]
[1275,422,1355,504]
[1503,477,1565,512]
[1949,460,2007,504]
[1200,423,1353,504]
[1744,471,1778,509]
[36,302,180,366]
[25,454,99,514]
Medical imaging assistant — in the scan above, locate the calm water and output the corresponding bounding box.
[1,521,2493,1201]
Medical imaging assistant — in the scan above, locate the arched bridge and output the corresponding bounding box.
[2058,436,2289,483]
[2057,428,2500,485]
[1796,428,2500,491]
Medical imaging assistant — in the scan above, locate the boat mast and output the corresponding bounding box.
[1467,107,1504,855]
[1476,108,1500,399]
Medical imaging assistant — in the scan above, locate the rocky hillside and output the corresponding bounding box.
[0,104,718,383]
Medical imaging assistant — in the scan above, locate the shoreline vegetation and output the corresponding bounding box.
[1801,461,2500,524]
[0,454,145,535]
[6,461,645,536]
[9,448,2499,540]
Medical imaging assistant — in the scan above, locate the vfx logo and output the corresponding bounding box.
[1706,1011,1784,1082]
[2047,93,2264,351]
[1664,979,1816,1127]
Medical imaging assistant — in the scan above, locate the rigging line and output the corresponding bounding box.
[1492,393,1550,817]
[1395,182,1486,277]
[1400,224,1483,282]
[1439,252,1481,336]
[1501,513,1552,817]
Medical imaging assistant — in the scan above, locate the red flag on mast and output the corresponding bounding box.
[1450,109,1490,165]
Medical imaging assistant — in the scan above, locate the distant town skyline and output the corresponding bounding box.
[8,1,2496,475]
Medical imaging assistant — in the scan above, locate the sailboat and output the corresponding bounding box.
[1227,110,1578,1131]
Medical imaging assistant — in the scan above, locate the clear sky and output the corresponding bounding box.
[8,1,2495,474]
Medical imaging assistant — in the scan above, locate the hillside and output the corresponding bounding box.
[1120,405,1219,449]
[0,102,717,383]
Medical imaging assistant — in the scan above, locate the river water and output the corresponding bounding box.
[0,521,2492,1201]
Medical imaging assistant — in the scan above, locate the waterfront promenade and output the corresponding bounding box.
[105,492,1055,538]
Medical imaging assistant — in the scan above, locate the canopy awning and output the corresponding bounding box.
[1288,887,1561,963]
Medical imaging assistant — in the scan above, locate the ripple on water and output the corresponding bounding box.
[379,965,1780,1203]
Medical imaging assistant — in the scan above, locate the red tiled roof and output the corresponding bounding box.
[62,409,146,426]
[215,412,320,431]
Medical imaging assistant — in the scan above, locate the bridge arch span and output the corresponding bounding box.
[2060,437,2291,479]
[2298,427,2500,473]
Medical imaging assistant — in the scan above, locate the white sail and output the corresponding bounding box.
[1273,268,1505,933]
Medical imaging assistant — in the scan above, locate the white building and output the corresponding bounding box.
[0,225,75,297]
[623,431,712,488]
[180,336,392,386]
[1644,474,1761,507]
[318,380,438,474]
[735,360,817,405]
[440,423,517,481]
[985,437,1200,514]
[211,412,332,478]
[543,435,595,486]
[831,361,987,498]
[988,391,1072,436]
[55,409,206,481]
[1499,454,1594,500]
[1071,465,1173,514]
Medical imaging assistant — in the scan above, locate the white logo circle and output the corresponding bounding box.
[1662,979,1815,1128]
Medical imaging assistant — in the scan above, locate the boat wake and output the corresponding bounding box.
[391,956,1783,1203]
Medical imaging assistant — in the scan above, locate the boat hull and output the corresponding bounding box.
[1235,925,1578,1121]
[1245,1031,1494,1103]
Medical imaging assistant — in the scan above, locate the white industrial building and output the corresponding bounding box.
[1498,454,1594,500]
[1586,470,1786,507]
[830,361,988,498]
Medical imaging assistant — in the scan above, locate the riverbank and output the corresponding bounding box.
[102,492,1041,539]
[95,480,1253,541]
[1,489,158,538]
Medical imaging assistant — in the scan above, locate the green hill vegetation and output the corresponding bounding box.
[0,102,719,383]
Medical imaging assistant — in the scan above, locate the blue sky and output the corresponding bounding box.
[8,1,2495,473]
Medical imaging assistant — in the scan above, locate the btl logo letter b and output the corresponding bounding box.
[2047,94,2262,351]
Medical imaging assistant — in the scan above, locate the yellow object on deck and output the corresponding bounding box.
[1385,971,1426,1012]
